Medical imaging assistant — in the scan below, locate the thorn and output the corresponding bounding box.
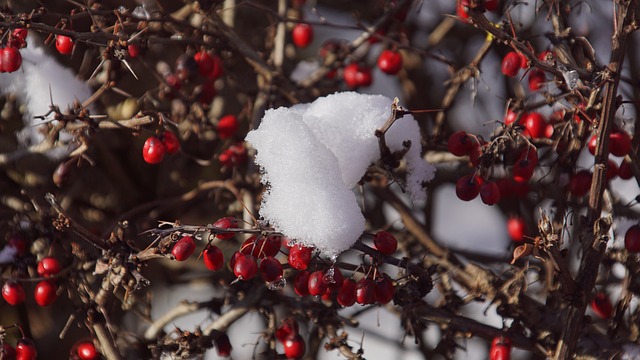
[121,59,139,80]
[89,58,107,81]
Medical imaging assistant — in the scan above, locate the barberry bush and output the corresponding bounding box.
[1,0,640,359]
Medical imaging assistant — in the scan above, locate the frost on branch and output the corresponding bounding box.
[246,92,435,257]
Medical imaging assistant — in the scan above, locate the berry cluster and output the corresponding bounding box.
[142,131,180,164]
[0,28,27,73]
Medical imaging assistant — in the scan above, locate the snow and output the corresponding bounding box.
[246,92,435,256]
[0,34,92,147]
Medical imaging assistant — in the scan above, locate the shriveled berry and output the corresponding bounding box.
[373,231,398,255]
[455,174,480,201]
[374,274,395,304]
[172,236,195,261]
[480,181,501,205]
[447,131,475,156]
[260,256,283,283]
[568,170,592,197]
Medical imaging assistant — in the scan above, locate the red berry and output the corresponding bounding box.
[8,233,28,255]
[276,319,299,343]
[55,35,74,55]
[162,131,180,154]
[343,63,372,88]
[207,54,224,80]
[374,274,395,304]
[568,170,592,197]
[217,115,239,140]
[292,23,314,48]
[590,292,613,319]
[263,235,283,257]
[447,131,475,156]
[1,47,22,73]
[284,333,306,359]
[528,68,545,91]
[34,280,57,306]
[293,271,311,296]
[373,231,398,255]
[480,181,501,205]
[377,50,403,75]
[356,278,376,305]
[522,112,547,138]
[625,225,640,253]
[485,0,499,11]
[127,43,140,58]
[12,28,28,45]
[260,256,283,283]
[76,341,99,360]
[233,254,258,280]
[2,343,16,358]
[507,216,525,242]
[288,244,313,270]
[15,338,37,360]
[337,278,357,307]
[610,131,632,157]
[199,79,216,105]
[619,159,633,180]
[307,270,327,296]
[142,137,166,164]
[229,251,242,270]
[455,174,480,201]
[213,217,238,239]
[588,135,597,155]
[512,159,535,182]
[37,257,62,277]
[2,281,25,305]
[203,245,224,271]
[456,2,470,20]
[172,236,196,261]
[219,142,248,168]
[504,110,519,126]
[501,52,522,77]
[323,266,344,290]
[490,336,511,360]
[194,50,215,76]
[215,333,232,357]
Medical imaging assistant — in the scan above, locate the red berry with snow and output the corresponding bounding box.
[288,244,313,270]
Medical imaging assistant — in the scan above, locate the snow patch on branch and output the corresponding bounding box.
[246,92,435,256]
